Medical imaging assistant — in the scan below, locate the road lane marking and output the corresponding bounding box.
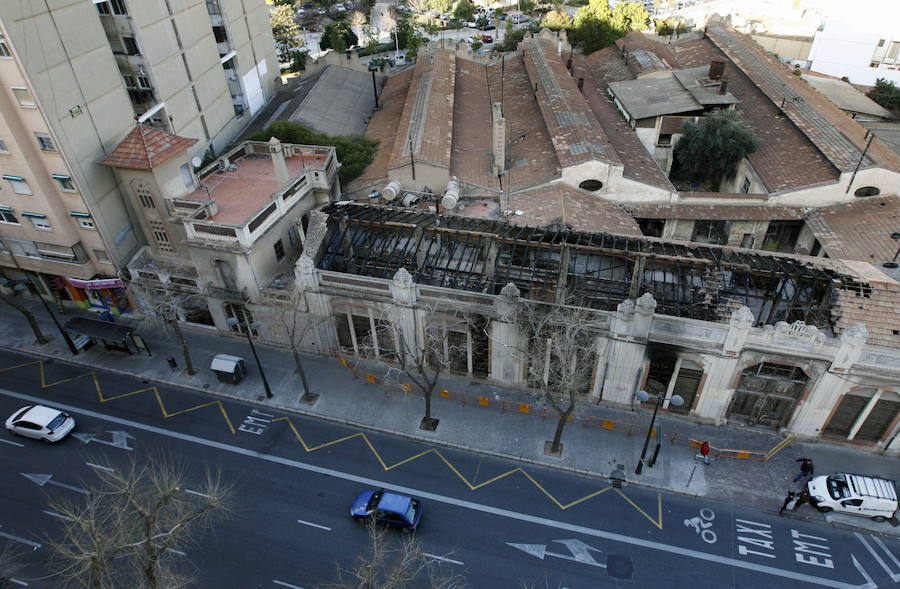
[296,519,331,531]
[43,510,74,521]
[86,462,114,472]
[0,387,869,589]
[9,578,27,586]
[855,532,900,582]
[0,437,24,447]
[273,580,305,589]
[424,553,464,565]
[184,489,212,498]
[20,472,89,494]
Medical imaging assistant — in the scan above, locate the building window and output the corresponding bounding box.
[578,179,603,192]
[741,177,751,193]
[53,175,76,191]
[179,163,194,190]
[93,248,111,264]
[657,133,672,146]
[691,220,730,245]
[12,87,35,107]
[35,132,56,151]
[5,177,32,195]
[854,186,880,197]
[122,36,139,55]
[134,183,156,208]
[122,74,136,88]
[28,216,52,231]
[0,139,8,153]
[273,239,285,261]
[137,75,152,89]
[77,218,96,230]
[823,388,900,443]
[0,208,19,225]
[878,39,886,48]
[109,0,128,14]
[148,220,173,252]
[0,33,11,58]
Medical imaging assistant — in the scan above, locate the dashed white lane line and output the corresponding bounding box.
[273,580,305,589]
[184,488,211,498]
[0,437,24,447]
[296,519,331,531]
[424,553,464,566]
[9,578,27,586]
[0,531,41,550]
[0,387,867,589]
[86,462,114,472]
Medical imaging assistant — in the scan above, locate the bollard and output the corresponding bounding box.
[166,356,177,371]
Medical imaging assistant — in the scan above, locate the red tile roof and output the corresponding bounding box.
[508,184,643,235]
[804,196,900,263]
[98,124,197,170]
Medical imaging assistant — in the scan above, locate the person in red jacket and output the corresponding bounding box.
[696,440,711,465]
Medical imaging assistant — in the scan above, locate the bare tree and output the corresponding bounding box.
[325,521,465,589]
[364,302,480,431]
[268,284,330,404]
[45,455,231,589]
[131,266,209,376]
[0,543,28,589]
[516,299,599,456]
[349,10,367,41]
[406,0,430,16]
[0,290,49,345]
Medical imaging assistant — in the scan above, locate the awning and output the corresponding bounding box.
[0,205,11,213]
[2,175,24,182]
[69,211,91,218]
[21,211,45,218]
[52,174,72,181]
[63,317,134,341]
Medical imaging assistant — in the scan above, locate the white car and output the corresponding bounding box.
[6,405,75,443]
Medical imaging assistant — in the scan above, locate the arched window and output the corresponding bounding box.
[854,186,880,197]
[578,179,603,192]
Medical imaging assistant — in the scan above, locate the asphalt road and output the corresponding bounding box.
[0,348,898,588]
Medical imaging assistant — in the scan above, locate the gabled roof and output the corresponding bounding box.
[703,26,900,174]
[801,74,894,120]
[804,195,900,263]
[98,124,197,170]
[508,184,644,234]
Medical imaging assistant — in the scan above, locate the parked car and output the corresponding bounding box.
[351,489,422,532]
[510,14,530,23]
[807,473,897,522]
[6,405,75,443]
[465,20,478,27]
[480,24,496,31]
[481,34,493,43]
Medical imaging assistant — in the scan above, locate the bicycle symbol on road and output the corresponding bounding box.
[684,508,717,544]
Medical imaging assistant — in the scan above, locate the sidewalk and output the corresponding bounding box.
[1,297,898,536]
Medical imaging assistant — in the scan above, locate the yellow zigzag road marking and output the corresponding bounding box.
[272,416,662,527]
[0,360,236,434]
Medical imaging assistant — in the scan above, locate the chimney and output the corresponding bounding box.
[718,77,728,95]
[708,57,726,81]
[492,102,506,176]
[268,137,289,187]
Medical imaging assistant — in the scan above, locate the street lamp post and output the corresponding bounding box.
[226,317,272,399]
[634,390,683,475]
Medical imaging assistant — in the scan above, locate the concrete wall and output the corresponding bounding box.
[771,168,900,205]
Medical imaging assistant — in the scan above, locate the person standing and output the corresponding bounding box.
[696,440,711,465]
[780,491,797,515]
[793,489,811,511]
[793,457,814,482]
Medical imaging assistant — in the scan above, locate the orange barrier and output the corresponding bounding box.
[333,352,795,461]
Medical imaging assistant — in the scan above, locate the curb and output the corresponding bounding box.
[4,344,898,538]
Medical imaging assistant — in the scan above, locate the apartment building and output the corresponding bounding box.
[0,0,278,313]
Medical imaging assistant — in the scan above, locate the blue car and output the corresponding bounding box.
[350,489,422,532]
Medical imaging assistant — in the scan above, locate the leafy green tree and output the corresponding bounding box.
[270,4,301,62]
[610,1,649,33]
[250,121,379,185]
[470,38,483,51]
[574,0,611,24]
[428,0,452,13]
[868,78,900,111]
[672,109,760,189]
[498,27,527,52]
[453,0,475,21]
[320,21,359,52]
[519,0,536,13]
[540,9,573,30]
[569,17,618,53]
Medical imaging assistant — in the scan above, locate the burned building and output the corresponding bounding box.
[278,202,900,454]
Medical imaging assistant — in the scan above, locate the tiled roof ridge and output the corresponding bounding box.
[705,26,900,173]
[98,123,198,170]
[520,38,621,167]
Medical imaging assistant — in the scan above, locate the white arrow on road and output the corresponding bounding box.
[21,473,88,494]
[508,539,607,569]
[72,430,134,450]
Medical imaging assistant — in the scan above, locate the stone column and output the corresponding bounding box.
[600,294,655,406]
[788,323,868,436]
[294,254,336,353]
[694,306,753,424]
[490,282,525,386]
[390,267,419,367]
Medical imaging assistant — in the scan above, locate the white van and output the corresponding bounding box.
[807,473,897,522]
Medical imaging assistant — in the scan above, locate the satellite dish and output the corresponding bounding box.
[191,156,202,169]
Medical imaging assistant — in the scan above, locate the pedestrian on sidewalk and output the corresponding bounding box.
[793,457,814,482]
[695,440,711,465]
[779,491,797,515]
[792,489,811,511]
